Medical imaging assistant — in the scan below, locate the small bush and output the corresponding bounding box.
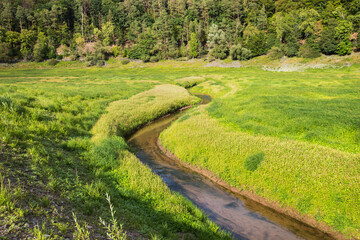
[337,40,352,56]
[267,47,284,60]
[96,60,105,67]
[0,43,12,63]
[141,54,150,63]
[299,45,321,58]
[150,56,159,63]
[85,61,94,67]
[244,152,265,172]
[48,59,58,66]
[112,46,122,57]
[121,59,130,65]
[230,46,252,60]
[210,45,229,60]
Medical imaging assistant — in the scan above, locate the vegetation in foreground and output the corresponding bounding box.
[160,64,360,238]
[0,66,230,239]
[1,58,359,239]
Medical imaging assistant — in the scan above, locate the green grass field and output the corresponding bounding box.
[160,63,360,238]
[1,57,359,239]
[0,64,230,239]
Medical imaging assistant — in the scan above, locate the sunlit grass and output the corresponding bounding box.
[0,68,229,238]
[1,58,359,238]
[160,106,360,238]
[91,84,199,142]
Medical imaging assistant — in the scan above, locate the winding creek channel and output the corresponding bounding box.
[128,94,334,240]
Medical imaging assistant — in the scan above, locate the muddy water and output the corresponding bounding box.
[128,95,333,240]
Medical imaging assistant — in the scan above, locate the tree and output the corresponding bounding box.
[337,40,352,55]
[33,32,49,62]
[5,31,20,57]
[319,19,339,55]
[128,28,156,59]
[189,32,198,58]
[20,29,36,60]
[102,21,115,46]
[1,2,13,31]
[16,6,27,31]
[272,12,300,57]
[298,8,320,39]
[335,20,353,55]
[207,24,228,59]
[243,24,268,56]
[257,5,268,30]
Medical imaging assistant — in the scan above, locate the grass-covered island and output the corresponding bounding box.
[0,55,359,239]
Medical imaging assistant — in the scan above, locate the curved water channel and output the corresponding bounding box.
[128,94,334,240]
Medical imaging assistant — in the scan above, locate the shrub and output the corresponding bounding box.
[180,43,187,57]
[189,33,198,58]
[337,40,352,56]
[128,46,142,59]
[141,54,150,63]
[96,60,105,67]
[112,46,121,57]
[150,56,159,63]
[244,31,268,57]
[244,152,265,172]
[299,44,321,58]
[267,46,284,59]
[47,45,57,59]
[210,45,229,60]
[56,44,69,57]
[0,42,12,63]
[33,43,47,62]
[48,59,58,66]
[121,59,130,65]
[319,23,339,55]
[167,46,180,59]
[122,48,129,58]
[281,43,299,57]
[230,46,252,60]
[356,39,360,52]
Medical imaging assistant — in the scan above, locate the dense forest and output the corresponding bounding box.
[0,0,359,64]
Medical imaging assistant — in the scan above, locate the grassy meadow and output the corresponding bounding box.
[160,62,360,238]
[0,63,230,239]
[0,57,359,239]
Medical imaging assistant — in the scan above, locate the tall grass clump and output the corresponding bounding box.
[91,84,199,142]
[174,76,206,88]
[244,152,265,172]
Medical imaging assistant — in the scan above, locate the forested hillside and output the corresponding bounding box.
[0,0,359,63]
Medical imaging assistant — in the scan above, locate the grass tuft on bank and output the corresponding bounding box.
[174,76,206,88]
[91,84,199,142]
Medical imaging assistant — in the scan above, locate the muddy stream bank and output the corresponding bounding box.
[128,94,335,240]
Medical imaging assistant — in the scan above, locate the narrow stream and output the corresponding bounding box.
[128,95,334,240]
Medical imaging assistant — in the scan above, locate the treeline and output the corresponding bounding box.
[0,0,359,64]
